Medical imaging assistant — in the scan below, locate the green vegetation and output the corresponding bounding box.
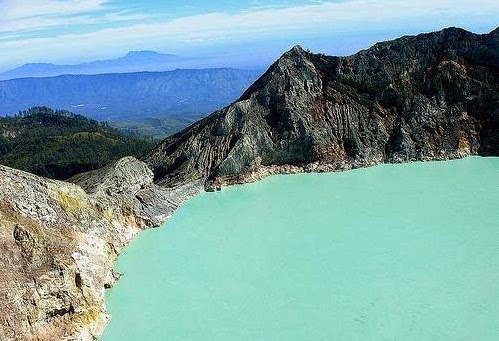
[111,113,204,139]
[0,107,154,180]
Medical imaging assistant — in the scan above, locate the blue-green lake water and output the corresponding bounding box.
[101,157,499,341]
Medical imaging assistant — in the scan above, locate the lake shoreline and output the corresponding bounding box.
[100,156,499,341]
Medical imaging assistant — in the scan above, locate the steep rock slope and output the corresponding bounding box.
[0,157,201,340]
[0,27,498,341]
[144,27,498,190]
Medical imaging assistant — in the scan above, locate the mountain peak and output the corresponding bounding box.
[124,50,161,57]
[283,45,308,57]
[238,44,314,101]
[276,45,313,66]
[119,50,179,64]
[144,27,498,190]
[0,50,183,80]
[440,26,469,34]
[290,44,306,52]
[437,26,476,40]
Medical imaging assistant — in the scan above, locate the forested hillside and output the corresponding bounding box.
[0,107,154,179]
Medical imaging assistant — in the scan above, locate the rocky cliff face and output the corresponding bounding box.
[0,157,200,340]
[144,27,498,190]
[0,27,498,340]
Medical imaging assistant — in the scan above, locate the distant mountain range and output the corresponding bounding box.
[0,51,186,80]
[0,50,268,81]
[1,27,498,341]
[0,68,261,136]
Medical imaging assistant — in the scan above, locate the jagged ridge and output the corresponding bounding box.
[144,27,498,190]
[0,27,498,340]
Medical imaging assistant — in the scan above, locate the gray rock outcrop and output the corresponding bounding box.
[0,158,200,340]
[0,26,498,340]
[144,27,498,190]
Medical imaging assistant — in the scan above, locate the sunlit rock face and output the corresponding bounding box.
[0,158,200,340]
[144,27,498,190]
[0,27,497,340]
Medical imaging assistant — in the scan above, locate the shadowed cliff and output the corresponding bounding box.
[144,27,498,190]
[0,27,498,340]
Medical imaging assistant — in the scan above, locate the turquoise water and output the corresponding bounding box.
[101,157,499,341]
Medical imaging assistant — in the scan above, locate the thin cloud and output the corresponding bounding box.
[0,0,147,34]
[0,0,497,68]
[1,0,107,18]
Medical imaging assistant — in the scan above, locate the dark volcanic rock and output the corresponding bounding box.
[144,27,498,189]
[1,27,498,340]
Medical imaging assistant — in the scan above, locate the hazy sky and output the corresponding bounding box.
[0,0,497,71]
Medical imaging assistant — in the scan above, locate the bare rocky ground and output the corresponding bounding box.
[0,27,497,340]
[0,158,201,340]
[145,28,498,190]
